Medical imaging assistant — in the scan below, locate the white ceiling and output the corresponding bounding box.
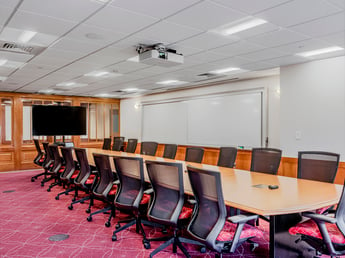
[0,0,344,98]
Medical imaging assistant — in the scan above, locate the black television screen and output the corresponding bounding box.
[32,105,86,136]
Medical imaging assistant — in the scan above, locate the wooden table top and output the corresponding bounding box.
[84,148,343,216]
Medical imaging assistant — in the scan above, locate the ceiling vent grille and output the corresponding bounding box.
[0,40,46,55]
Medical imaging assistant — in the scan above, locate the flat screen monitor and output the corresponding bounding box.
[32,105,86,136]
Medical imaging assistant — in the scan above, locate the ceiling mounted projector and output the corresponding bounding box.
[137,43,184,67]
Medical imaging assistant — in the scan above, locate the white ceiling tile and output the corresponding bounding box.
[50,37,104,55]
[109,61,150,74]
[0,0,20,8]
[78,53,120,67]
[175,32,238,50]
[110,0,201,19]
[92,46,137,63]
[264,55,308,66]
[65,24,127,46]
[19,0,104,23]
[134,21,202,45]
[320,31,345,47]
[166,1,246,31]
[85,5,158,34]
[8,10,77,37]
[0,7,12,27]
[240,48,288,62]
[0,51,33,62]
[302,49,345,61]
[256,0,342,27]
[209,0,291,15]
[328,0,345,9]
[229,22,280,40]
[240,61,276,71]
[290,12,345,37]
[0,66,16,76]
[212,40,266,57]
[273,38,337,54]
[186,51,226,64]
[209,56,254,67]
[166,44,202,56]
[29,49,80,67]
[247,29,309,48]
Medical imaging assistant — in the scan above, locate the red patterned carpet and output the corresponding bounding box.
[0,170,272,258]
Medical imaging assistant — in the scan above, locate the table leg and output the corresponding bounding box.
[269,215,276,258]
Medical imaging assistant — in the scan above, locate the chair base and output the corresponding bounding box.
[112,216,146,241]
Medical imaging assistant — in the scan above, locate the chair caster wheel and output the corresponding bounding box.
[86,208,91,213]
[41,183,44,187]
[105,222,111,227]
[31,178,35,182]
[72,198,76,202]
[80,201,84,204]
[68,205,73,210]
[200,247,206,253]
[55,196,59,200]
[112,235,117,241]
[143,240,151,249]
[115,223,121,229]
[87,216,92,222]
[65,192,69,195]
[47,188,51,192]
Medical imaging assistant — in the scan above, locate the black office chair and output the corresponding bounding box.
[217,147,237,168]
[140,141,158,156]
[162,144,178,159]
[55,147,78,200]
[250,148,282,174]
[185,147,204,163]
[111,156,151,241]
[143,160,195,257]
[187,165,263,256]
[46,144,65,192]
[102,138,112,150]
[112,137,125,151]
[86,153,117,227]
[289,179,345,257]
[31,139,46,182]
[298,151,339,183]
[68,148,97,210]
[276,151,341,232]
[126,138,138,153]
[40,142,55,187]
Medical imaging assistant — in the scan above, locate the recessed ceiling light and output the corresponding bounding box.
[0,59,8,66]
[156,80,188,85]
[56,82,88,88]
[210,67,241,74]
[38,89,55,93]
[214,17,267,36]
[95,93,117,98]
[296,46,344,57]
[84,71,110,77]
[127,56,140,62]
[18,30,37,43]
[122,88,139,92]
[0,76,7,81]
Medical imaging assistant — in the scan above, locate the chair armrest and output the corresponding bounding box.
[113,180,120,185]
[144,188,154,195]
[187,199,197,205]
[228,214,259,224]
[302,212,337,224]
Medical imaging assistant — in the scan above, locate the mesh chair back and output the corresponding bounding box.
[112,137,125,151]
[187,166,227,252]
[93,154,114,197]
[185,147,204,163]
[74,148,92,186]
[42,142,53,169]
[140,141,158,156]
[102,138,112,150]
[126,139,138,153]
[60,147,76,180]
[163,144,178,159]
[49,144,62,173]
[298,151,339,183]
[250,148,282,174]
[33,139,43,164]
[217,147,237,168]
[113,156,144,210]
[146,161,184,227]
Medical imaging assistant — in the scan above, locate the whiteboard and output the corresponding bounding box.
[142,91,263,147]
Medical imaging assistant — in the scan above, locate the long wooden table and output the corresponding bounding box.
[84,148,343,257]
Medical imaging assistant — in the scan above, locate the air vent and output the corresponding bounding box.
[0,40,46,55]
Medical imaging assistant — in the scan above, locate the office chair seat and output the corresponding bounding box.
[289,219,345,244]
[217,221,264,241]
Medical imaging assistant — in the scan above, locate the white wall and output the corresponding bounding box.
[280,56,345,160]
[120,75,280,148]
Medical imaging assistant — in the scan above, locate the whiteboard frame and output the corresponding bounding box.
[141,87,267,148]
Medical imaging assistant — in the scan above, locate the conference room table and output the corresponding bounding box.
[84,148,343,258]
